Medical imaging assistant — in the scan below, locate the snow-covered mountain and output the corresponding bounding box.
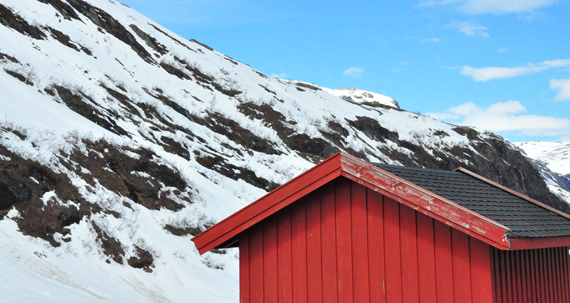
[0,0,566,302]
[516,142,570,176]
[515,141,570,203]
[322,87,400,109]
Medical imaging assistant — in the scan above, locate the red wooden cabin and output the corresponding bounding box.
[193,152,570,302]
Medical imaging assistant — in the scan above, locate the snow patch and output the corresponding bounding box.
[322,87,399,109]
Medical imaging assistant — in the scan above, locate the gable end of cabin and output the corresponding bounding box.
[239,176,495,303]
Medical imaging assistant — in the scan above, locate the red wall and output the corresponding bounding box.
[491,246,570,302]
[239,177,494,303]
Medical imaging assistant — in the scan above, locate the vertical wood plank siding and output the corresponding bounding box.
[240,231,250,303]
[240,178,494,302]
[490,246,570,302]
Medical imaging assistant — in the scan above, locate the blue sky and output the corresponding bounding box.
[120,0,570,142]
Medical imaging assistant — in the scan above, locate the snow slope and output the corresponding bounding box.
[0,0,565,302]
[322,87,400,109]
[515,141,570,203]
[515,142,570,176]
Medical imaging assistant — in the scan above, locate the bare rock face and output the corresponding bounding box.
[0,143,98,247]
[66,0,155,63]
[0,4,47,39]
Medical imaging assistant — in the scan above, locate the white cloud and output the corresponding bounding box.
[450,21,489,37]
[421,38,441,43]
[543,59,570,68]
[497,47,508,53]
[461,66,540,81]
[459,0,559,15]
[344,67,364,79]
[461,59,570,81]
[550,78,570,100]
[427,101,570,137]
[419,0,559,15]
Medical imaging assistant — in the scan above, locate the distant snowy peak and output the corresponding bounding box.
[322,87,400,109]
[514,141,570,204]
[515,141,570,176]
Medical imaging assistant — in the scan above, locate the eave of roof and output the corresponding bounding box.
[192,152,570,254]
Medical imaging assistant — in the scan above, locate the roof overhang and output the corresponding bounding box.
[192,152,568,254]
[509,237,570,250]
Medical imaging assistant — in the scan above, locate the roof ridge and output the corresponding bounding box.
[454,167,570,221]
[373,163,460,174]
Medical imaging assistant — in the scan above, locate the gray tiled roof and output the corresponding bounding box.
[374,164,570,239]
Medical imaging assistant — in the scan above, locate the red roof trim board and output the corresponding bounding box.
[509,237,570,250]
[338,154,510,250]
[192,152,570,254]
